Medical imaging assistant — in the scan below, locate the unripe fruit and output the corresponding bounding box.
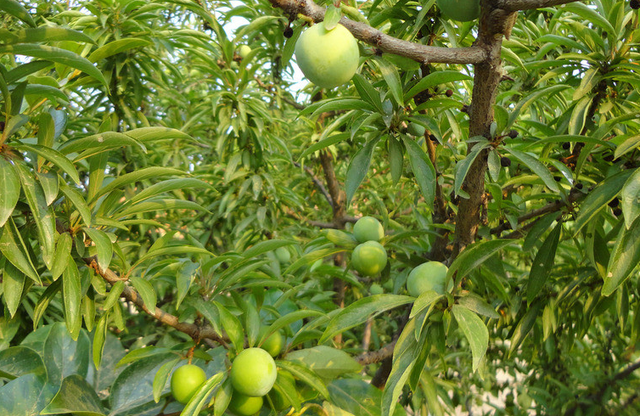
[407,122,426,137]
[260,329,284,357]
[353,216,384,243]
[229,392,264,416]
[294,22,359,89]
[239,45,252,59]
[406,261,449,297]
[352,241,388,277]
[437,0,480,21]
[370,283,384,295]
[230,348,277,397]
[170,364,207,404]
[275,247,291,264]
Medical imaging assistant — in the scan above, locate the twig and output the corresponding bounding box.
[294,161,333,206]
[496,0,584,13]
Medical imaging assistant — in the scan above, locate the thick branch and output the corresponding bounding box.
[84,257,226,345]
[267,0,486,64]
[496,0,582,13]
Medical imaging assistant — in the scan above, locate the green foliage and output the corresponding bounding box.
[1,0,639,415]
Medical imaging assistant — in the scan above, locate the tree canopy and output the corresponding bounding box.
[1,0,639,415]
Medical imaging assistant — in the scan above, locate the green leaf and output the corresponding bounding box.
[2,261,25,318]
[33,279,62,329]
[82,227,112,272]
[63,260,82,340]
[214,301,244,353]
[88,38,152,62]
[58,132,145,158]
[0,374,55,415]
[352,74,383,114]
[103,281,125,311]
[345,138,379,207]
[213,378,233,416]
[504,148,559,193]
[265,310,325,343]
[50,233,72,281]
[0,157,20,227]
[92,313,108,369]
[381,319,418,416]
[0,44,107,87]
[454,140,490,198]
[129,178,213,205]
[243,239,294,259]
[115,198,209,218]
[44,322,91,386]
[405,71,472,102]
[323,5,342,31]
[176,260,199,309]
[372,56,403,106]
[152,357,180,403]
[0,0,36,27]
[59,182,92,227]
[14,163,56,269]
[180,373,224,416]
[409,290,443,319]
[13,143,80,184]
[457,293,500,319]
[527,221,562,303]
[452,305,488,372]
[328,379,386,416]
[285,346,361,379]
[90,167,186,204]
[620,168,640,229]
[388,136,404,185]
[299,132,349,161]
[402,137,435,208]
[40,375,106,416]
[0,217,41,284]
[446,239,514,287]
[117,346,170,368]
[0,346,45,380]
[563,3,616,34]
[277,360,330,399]
[603,216,640,296]
[130,276,157,312]
[37,172,59,206]
[321,294,415,343]
[509,300,543,357]
[4,27,95,45]
[573,170,633,235]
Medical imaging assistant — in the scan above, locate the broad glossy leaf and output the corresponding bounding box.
[129,178,213,204]
[457,293,501,319]
[509,300,543,357]
[603,216,640,296]
[37,172,59,206]
[44,323,91,387]
[285,346,361,379]
[452,305,488,372]
[63,260,82,340]
[527,222,562,303]
[58,132,145,157]
[345,138,379,206]
[0,157,20,227]
[33,279,62,329]
[381,319,418,416]
[372,56,403,106]
[0,346,45,380]
[403,136,435,208]
[352,74,383,114]
[40,375,106,416]
[3,26,94,45]
[3,261,25,318]
[321,294,415,343]
[0,44,106,86]
[0,374,56,416]
[0,217,40,283]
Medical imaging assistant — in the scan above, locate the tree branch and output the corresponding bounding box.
[496,0,583,13]
[294,161,333,206]
[355,339,397,365]
[83,257,227,345]
[267,0,487,64]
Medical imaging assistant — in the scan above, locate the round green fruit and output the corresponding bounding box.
[239,45,252,59]
[170,364,207,404]
[353,216,384,243]
[260,329,284,357]
[370,283,384,295]
[352,241,387,277]
[229,392,264,416]
[294,21,359,89]
[436,0,480,22]
[407,122,426,137]
[406,261,450,297]
[230,348,277,397]
[275,247,291,264]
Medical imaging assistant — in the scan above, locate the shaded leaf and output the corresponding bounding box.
[452,305,488,372]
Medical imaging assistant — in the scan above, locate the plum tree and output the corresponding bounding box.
[294,21,359,89]
[230,348,277,397]
[353,216,384,243]
[406,261,450,297]
[170,364,207,404]
[352,241,388,277]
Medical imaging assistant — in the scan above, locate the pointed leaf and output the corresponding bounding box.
[0,157,20,227]
[452,305,488,372]
[130,276,157,312]
[603,216,640,296]
[13,143,80,184]
[504,148,559,193]
[63,259,82,340]
[403,137,435,208]
[82,227,112,272]
[345,138,379,206]
[0,217,40,283]
[620,168,640,229]
[3,261,25,318]
[527,221,562,303]
[0,0,36,26]
[41,375,106,416]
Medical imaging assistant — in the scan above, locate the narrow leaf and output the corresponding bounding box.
[452,305,488,372]
[0,217,40,283]
[603,216,640,296]
[345,138,378,206]
[82,227,112,272]
[63,259,82,340]
[130,276,157,312]
[0,157,20,227]
[527,222,562,303]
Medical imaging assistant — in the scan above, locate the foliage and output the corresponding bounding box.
[1,0,639,415]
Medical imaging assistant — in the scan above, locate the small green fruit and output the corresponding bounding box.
[352,241,387,277]
[230,348,277,397]
[370,283,384,295]
[260,328,284,357]
[294,21,359,89]
[436,0,481,22]
[353,216,384,243]
[229,392,264,416]
[275,247,291,264]
[239,45,252,59]
[406,261,450,297]
[170,364,207,404]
